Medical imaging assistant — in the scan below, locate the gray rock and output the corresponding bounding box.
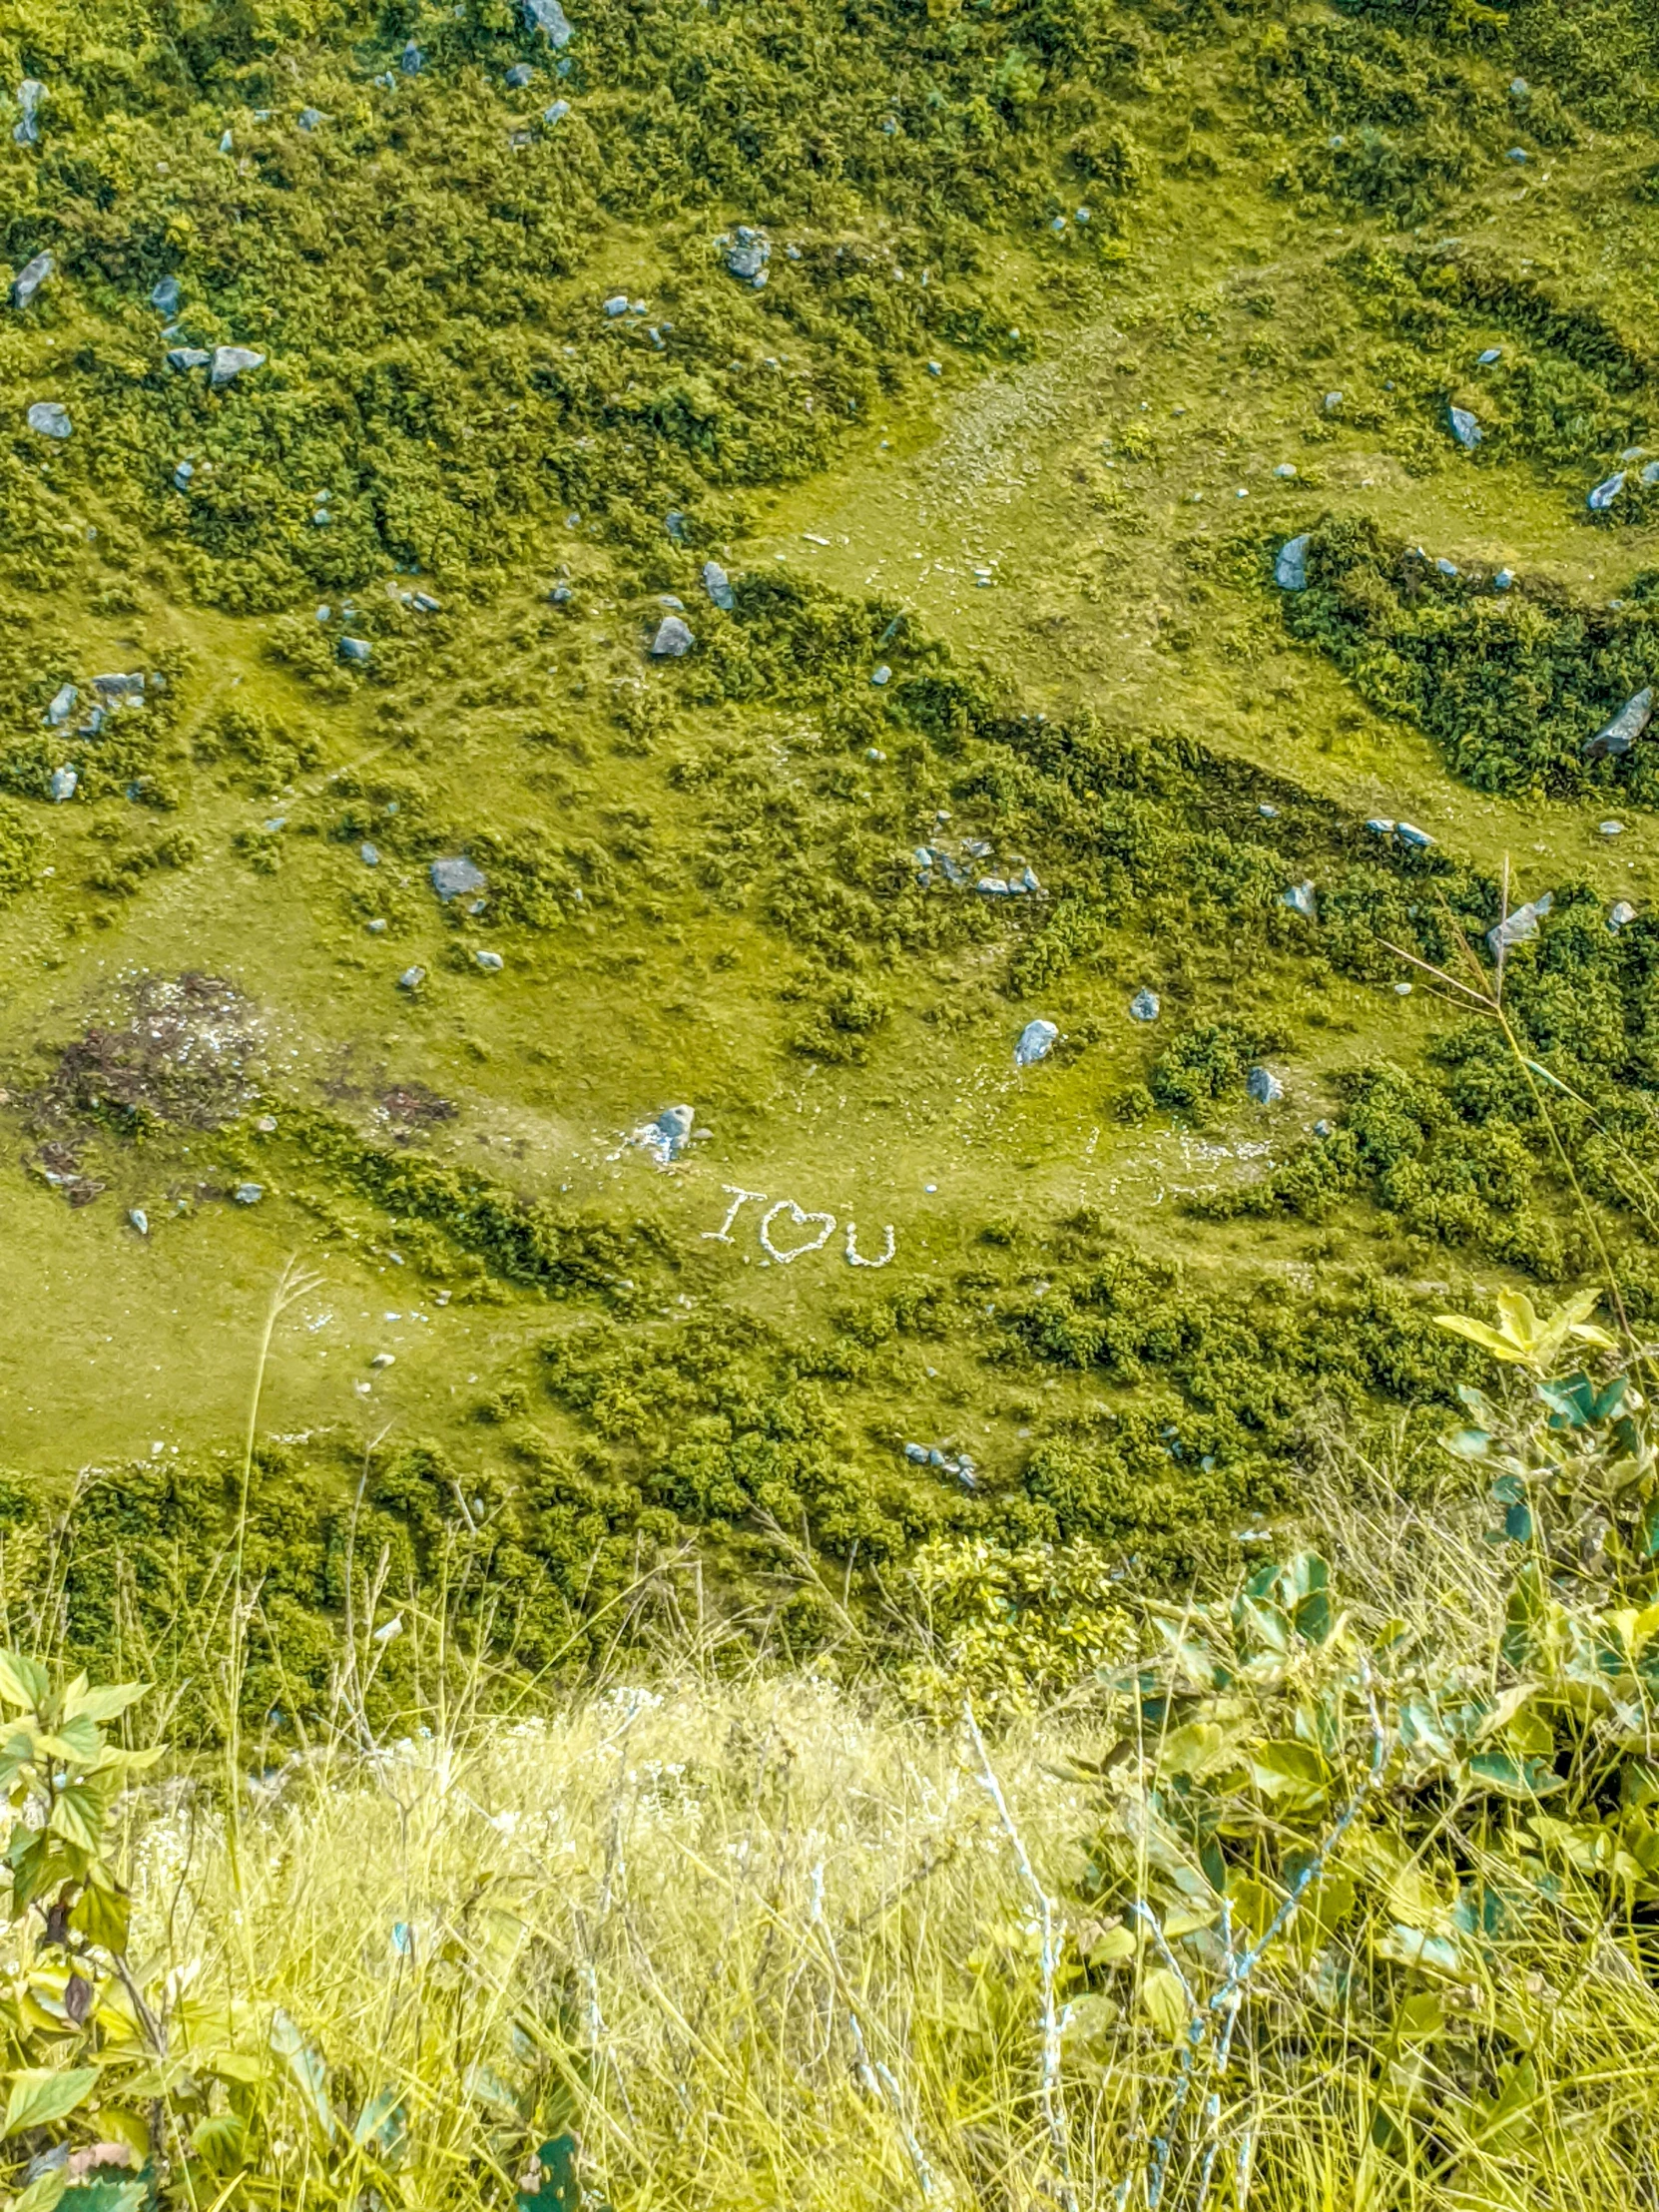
[234,1182,264,1205]
[1014,1018,1058,1066]
[149,275,182,313]
[548,583,573,604]
[603,293,628,316]
[1610,900,1638,930]
[475,948,505,971]
[219,130,234,153]
[410,590,440,613]
[1364,817,1395,836]
[1274,533,1310,591]
[1506,146,1528,164]
[49,766,77,803]
[26,400,70,439]
[1395,822,1433,849]
[297,107,324,130]
[1487,891,1552,957]
[651,614,694,657]
[400,40,425,72]
[397,966,426,991]
[903,1441,928,1463]
[1510,77,1528,97]
[1247,1065,1284,1106]
[870,664,891,687]
[636,1103,694,1163]
[1435,557,1459,577]
[725,227,771,285]
[1282,880,1317,919]
[544,99,570,124]
[1323,390,1343,414]
[366,917,387,934]
[94,672,144,699]
[977,876,1012,896]
[45,685,76,728]
[665,509,689,542]
[1314,1119,1334,1138]
[1589,471,1626,512]
[1601,820,1626,838]
[339,637,371,664]
[702,559,734,610]
[505,63,534,87]
[129,1208,149,1236]
[1273,463,1297,479]
[524,0,574,45]
[1477,347,1502,365]
[167,347,211,371]
[1494,568,1515,590]
[360,842,380,866]
[173,459,194,491]
[1258,803,1280,819]
[1130,986,1160,1022]
[13,80,43,147]
[1586,688,1652,760]
[211,344,266,387]
[1643,461,1659,486]
[1448,406,1481,450]
[12,251,53,308]
[430,855,487,900]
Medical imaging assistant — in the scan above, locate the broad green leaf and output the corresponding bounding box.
[1393,1990,1445,2040]
[1435,1315,1533,1366]
[62,1684,148,1728]
[1136,1966,1190,2040]
[271,2008,333,2141]
[352,2088,407,2155]
[50,1782,110,1855]
[4,2065,101,2138]
[1157,1721,1226,1779]
[1081,1922,1136,1964]
[71,1876,132,1956]
[1466,1751,1562,1798]
[1248,1739,1329,1807]
[519,2134,583,2212]
[9,2169,68,2212]
[0,1652,51,1713]
[1378,1925,1460,1974]
[192,2111,250,2171]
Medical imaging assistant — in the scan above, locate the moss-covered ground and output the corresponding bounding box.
[10,0,1659,1691]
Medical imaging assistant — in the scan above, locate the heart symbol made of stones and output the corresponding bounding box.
[760,1199,836,1264]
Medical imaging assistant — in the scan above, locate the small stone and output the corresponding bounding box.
[1246,1065,1283,1106]
[505,63,534,86]
[397,965,426,991]
[1395,822,1433,849]
[1487,891,1552,956]
[1130,987,1160,1022]
[524,0,574,46]
[1643,461,1659,486]
[11,251,53,308]
[1314,1119,1334,1138]
[167,347,212,371]
[1282,880,1317,919]
[211,344,266,386]
[256,1114,277,1133]
[544,99,570,124]
[297,107,324,130]
[1322,390,1343,414]
[475,948,504,971]
[400,40,425,72]
[340,637,371,665]
[94,671,145,700]
[1014,1018,1058,1066]
[366,918,387,934]
[1364,817,1395,836]
[13,79,44,147]
[150,275,182,313]
[173,459,195,490]
[549,583,573,604]
[702,559,734,610]
[1448,406,1481,450]
[1477,347,1502,365]
[665,509,689,543]
[44,685,76,728]
[651,614,695,657]
[1588,471,1627,511]
[1600,820,1625,838]
[870,664,891,687]
[1494,568,1515,590]
[410,591,440,613]
[234,1182,264,1205]
[220,129,234,152]
[1585,688,1652,760]
[360,842,380,866]
[26,400,70,439]
[904,1441,928,1462]
[1435,557,1459,577]
[1510,77,1528,97]
[603,293,628,316]
[370,1352,396,1369]
[725,227,771,285]
[1609,900,1637,930]
[1394,981,1412,996]
[49,766,77,803]
[1506,146,1528,164]
[1274,533,1310,591]
[1258,803,1279,819]
[430,855,487,900]
[129,1208,149,1235]
[1273,462,1297,478]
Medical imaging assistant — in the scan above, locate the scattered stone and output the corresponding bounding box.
[475,948,505,971]
[1487,890,1553,956]
[1448,405,1481,450]
[1477,347,1502,365]
[1494,569,1515,590]
[1246,1064,1283,1105]
[94,672,145,700]
[633,1103,695,1164]
[397,965,426,991]
[702,559,734,610]
[1258,803,1280,819]
[1395,822,1433,849]
[430,855,487,903]
[505,63,534,86]
[1585,687,1652,760]
[1609,900,1638,931]
[651,614,694,657]
[549,583,573,604]
[219,130,233,154]
[149,275,182,314]
[1394,981,1412,997]
[1600,820,1625,838]
[1510,77,1528,97]
[370,1351,395,1369]
[544,99,570,124]
[26,400,70,439]
[1282,880,1317,919]
[603,293,628,316]
[1588,470,1626,512]
[1130,987,1160,1022]
[339,637,371,664]
[45,685,76,728]
[411,591,440,613]
[1364,817,1394,836]
[211,344,266,386]
[297,107,324,130]
[1314,1119,1334,1138]
[725,226,771,286]
[1274,533,1310,591]
[50,766,77,803]
[1506,146,1528,164]
[1322,390,1343,414]
[1014,1018,1058,1066]
[13,80,44,147]
[173,459,194,491]
[1435,557,1459,578]
[129,1208,149,1235]
[11,251,52,308]
[871,664,891,687]
[234,1181,264,1205]
[1273,462,1298,479]
[400,39,424,72]
[524,0,574,46]
[256,1114,277,1134]
[167,347,211,371]
[359,842,380,867]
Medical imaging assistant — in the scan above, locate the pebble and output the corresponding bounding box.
[544,100,570,124]
[725,226,771,286]
[360,842,380,866]
[1487,891,1552,955]
[651,614,695,657]
[234,1182,264,1205]
[370,1352,395,1369]
[297,107,324,130]
[1282,880,1317,919]
[149,275,182,313]
[1586,688,1653,760]
[1258,803,1279,819]
[702,559,734,610]
[13,80,44,148]
[1506,146,1528,164]
[1588,471,1626,511]
[339,637,371,664]
[173,459,194,490]
[256,1115,277,1133]
[1394,981,1412,997]
[366,918,387,934]
[129,1208,149,1235]
[870,664,891,687]
[211,344,266,386]
[1365,817,1394,836]
[525,0,574,46]
[1314,1119,1334,1138]
[1448,406,1481,450]
[168,347,211,370]
[1477,347,1502,365]
[1322,390,1343,414]
[401,40,424,72]
[1274,463,1297,479]
[1130,987,1160,1022]
[49,766,77,803]
[1014,1018,1058,1066]
[604,293,628,316]
[1274,533,1310,591]
[1435,557,1458,577]
[397,966,426,991]
[1395,822,1433,849]
[11,251,53,308]
[26,400,70,439]
[1609,900,1638,930]
[45,684,76,728]
[1600,820,1625,838]
[431,855,487,900]
[505,63,534,86]
[1494,569,1515,590]
[410,591,440,614]
[1246,1065,1283,1105]
[475,948,505,971]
